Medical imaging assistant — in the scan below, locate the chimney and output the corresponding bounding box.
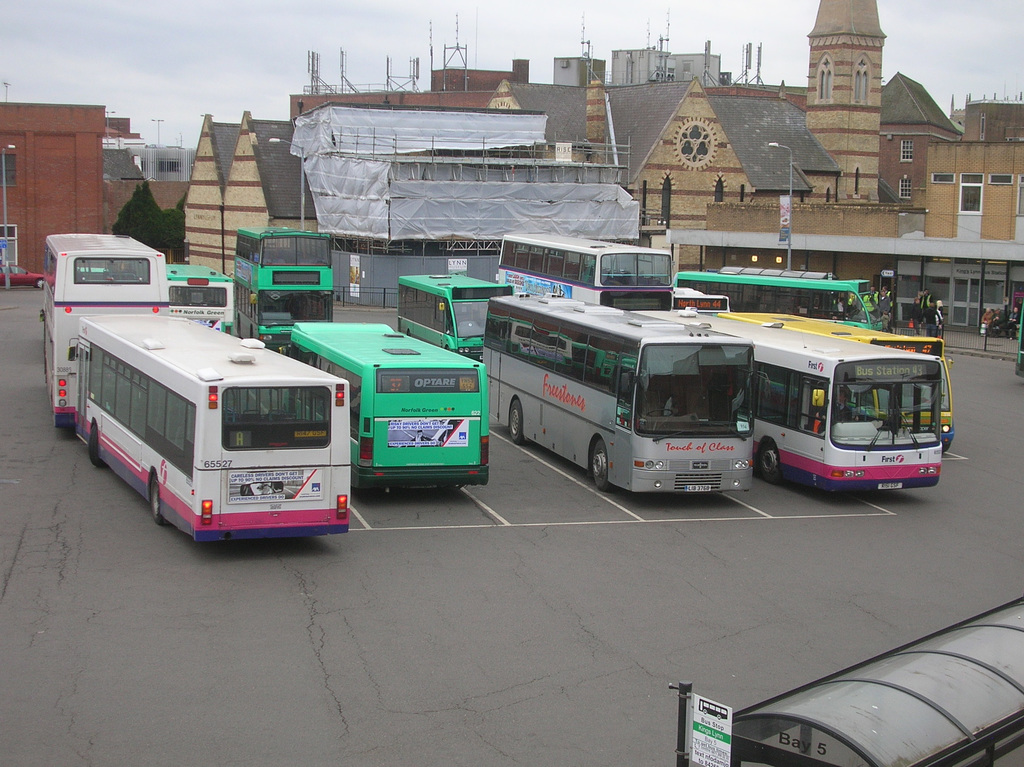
[586,80,606,144]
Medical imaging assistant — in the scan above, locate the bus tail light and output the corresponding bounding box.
[336,495,349,522]
[58,378,67,398]
[207,386,218,409]
[201,500,213,525]
[335,383,345,407]
[480,435,489,465]
[359,436,373,466]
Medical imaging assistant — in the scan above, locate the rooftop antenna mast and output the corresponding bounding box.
[442,14,469,92]
[388,56,421,92]
[581,14,597,83]
[754,43,764,85]
[308,50,338,95]
[654,11,671,82]
[338,49,357,93]
[739,43,752,85]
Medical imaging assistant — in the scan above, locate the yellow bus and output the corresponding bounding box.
[721,313,955,452]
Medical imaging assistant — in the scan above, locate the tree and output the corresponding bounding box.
[112,182,185,251]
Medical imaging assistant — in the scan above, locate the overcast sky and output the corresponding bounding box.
[5,0,1022,151]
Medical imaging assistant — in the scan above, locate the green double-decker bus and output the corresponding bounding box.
[674,267,884,330]
[233,227,334,352]
[290,322,489,489]
[397,274,513,361]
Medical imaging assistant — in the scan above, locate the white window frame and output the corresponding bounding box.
[932,173,954,184]
[900,139,913,162]
[899,177,912,199]
[990,174,1013,185]
[960,173,983,213]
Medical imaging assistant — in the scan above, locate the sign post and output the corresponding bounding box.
[671,683,732,767]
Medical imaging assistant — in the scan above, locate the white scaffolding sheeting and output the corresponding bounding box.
[388,181,639,240]
[292,106,548,156]
[292,106,639,241]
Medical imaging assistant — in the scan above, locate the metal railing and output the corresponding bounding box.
[892,323,1017,359]
[334,287,398,309]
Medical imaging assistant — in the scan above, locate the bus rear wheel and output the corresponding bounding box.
[88,421,105,468]
[590,437,612,492]
[508,399,527,445]
[149,474,168,526]
[757,440,783,485]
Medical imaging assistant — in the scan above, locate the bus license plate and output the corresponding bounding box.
[878,482,903,490]
[682,484,713,492]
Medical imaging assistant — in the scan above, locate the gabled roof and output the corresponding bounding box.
[103,148,143,181]
[607,81,693,182]
[882,73,961,134]
[209,121,239,188]
[495,83,589,143]
[708,93,840,192]
[250,119,313,220]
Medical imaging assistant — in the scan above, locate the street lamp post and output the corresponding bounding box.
[1,144,14,290]
[151,118,164,146]
[768,142,793,271]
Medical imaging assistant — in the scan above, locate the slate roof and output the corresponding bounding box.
[708,93,840,192]
[103,148,143,181]
[882,72,961,134]
[250,120,314,220]
[607,81,693,182]
[209,122,239,188]
[498,83,589,143]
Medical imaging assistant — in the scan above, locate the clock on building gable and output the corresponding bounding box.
[674,119,716,169]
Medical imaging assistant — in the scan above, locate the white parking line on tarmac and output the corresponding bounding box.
[460,487,511,525]
[348,504,372,530]
[492,431,646,521]
[942,452,968,461]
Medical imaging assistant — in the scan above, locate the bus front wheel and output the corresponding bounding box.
[590,437,612,492]
[757,440,783,485]
[149,473,168,526]
[88,421,105,468]
[508,399,527,445]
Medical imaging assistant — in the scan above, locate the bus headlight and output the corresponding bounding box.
[641,460,665,470]
[941,425,950,433]
[734,459,750,470]
[919,466,940,475]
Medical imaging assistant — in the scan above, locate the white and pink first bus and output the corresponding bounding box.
[43,234,170,428]
[75,315,351,541]
[641,311,944,491]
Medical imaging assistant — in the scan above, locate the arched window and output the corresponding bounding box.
[855,168,861,195]
[825,187,832,203]
[818,57,833,101]
[739,184,746,202]
[854,57,869,103]
[714,177,724,202]
[660,176,672,225]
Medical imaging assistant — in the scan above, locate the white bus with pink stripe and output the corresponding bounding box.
[75,315,351,541]
[640,312,943,492]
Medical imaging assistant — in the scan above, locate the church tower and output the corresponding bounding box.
[805,0,885,201]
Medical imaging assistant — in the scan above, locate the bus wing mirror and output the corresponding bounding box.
[812,389,826,407]
[619,370,635,393]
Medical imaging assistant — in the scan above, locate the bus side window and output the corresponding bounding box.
[580,255,596,285]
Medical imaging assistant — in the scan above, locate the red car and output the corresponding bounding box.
[0,264,45,288]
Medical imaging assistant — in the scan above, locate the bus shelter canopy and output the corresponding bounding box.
[733,598,1024,767]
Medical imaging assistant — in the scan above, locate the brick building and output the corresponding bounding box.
[0,103,106,273]
[878,73,961,206]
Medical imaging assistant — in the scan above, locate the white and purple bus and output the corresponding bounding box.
[43,234,170,427]
[75,315,351,541]
[641,311,943,491]
[497,233,674,310]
